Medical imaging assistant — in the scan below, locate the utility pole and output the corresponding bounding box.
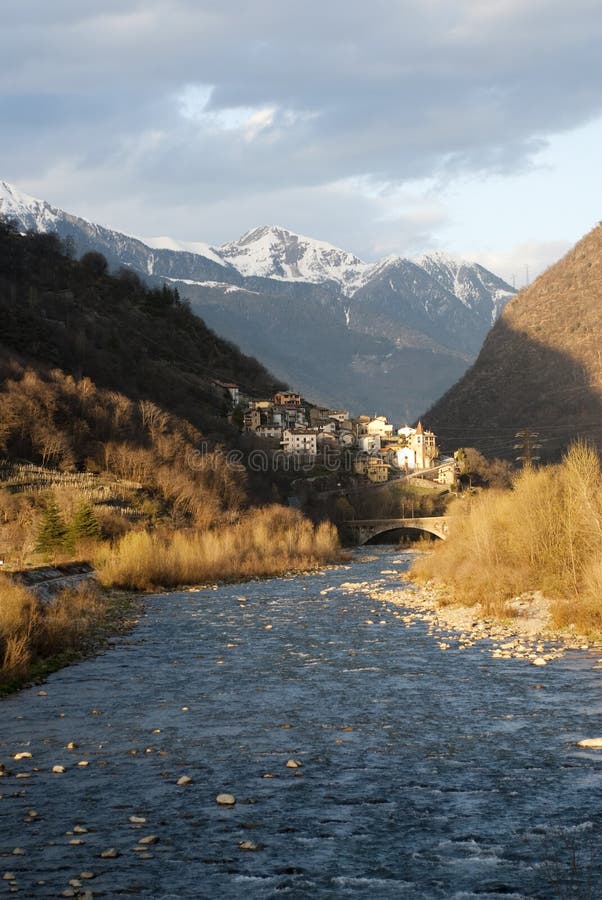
[514,429,542,468]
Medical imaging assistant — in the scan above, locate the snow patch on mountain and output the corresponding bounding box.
[162,276,260,295]
[139,235,225,267]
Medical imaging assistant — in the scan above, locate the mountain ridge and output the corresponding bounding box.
[0,179,516,421]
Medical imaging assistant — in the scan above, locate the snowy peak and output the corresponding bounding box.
[0,178,515,320]
[219,224,370,292]
[0,180,61,232]
[417,251,514,322]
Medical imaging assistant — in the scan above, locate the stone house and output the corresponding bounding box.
[274,391,302,406]
[211,380,241,406]
[354,455,389,483]
[243,409,261,432]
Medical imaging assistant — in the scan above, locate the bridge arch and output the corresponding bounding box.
[362,525,440,546]
[345,517,450,546]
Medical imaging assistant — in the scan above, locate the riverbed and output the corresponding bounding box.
[1,549,601,898]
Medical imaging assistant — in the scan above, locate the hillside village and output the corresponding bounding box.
[212,380,458,486]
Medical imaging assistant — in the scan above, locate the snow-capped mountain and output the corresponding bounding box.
[0,179,516,420]
[0,180,235,284]
[417,251,512,324]
[218,225,371,293]
[0,181,62,232]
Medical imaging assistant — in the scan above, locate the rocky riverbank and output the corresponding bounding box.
[336,559,602,667]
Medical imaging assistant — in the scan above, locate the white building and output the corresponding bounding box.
[281,429,318,456]
[395,423,439,471]
[366,416,394,437]
[358,434,381,453]
[255,426,282,440]
[392,446,416,469]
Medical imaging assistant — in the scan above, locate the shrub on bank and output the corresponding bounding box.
[411,442,602,633]
[96,505,341,590]
[0,575,106,687]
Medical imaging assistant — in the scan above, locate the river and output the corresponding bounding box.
[1,549,601,898]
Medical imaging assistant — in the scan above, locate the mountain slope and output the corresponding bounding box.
[0,180,236,285]
[0,221,283,445]
[425,223,602,459]
[0,180,515,421]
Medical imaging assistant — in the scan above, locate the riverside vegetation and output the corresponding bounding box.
[0,574,117,695]
[0,496,340,691]
[412,441,602,636]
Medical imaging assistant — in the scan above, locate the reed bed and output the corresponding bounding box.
[0,575,105,688]
[412,442,602,634]
[96,505,341,590]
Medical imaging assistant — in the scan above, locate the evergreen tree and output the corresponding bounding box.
[68,501,102,548]
[35,497,68,556]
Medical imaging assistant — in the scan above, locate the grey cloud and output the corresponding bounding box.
[1,1,602,252]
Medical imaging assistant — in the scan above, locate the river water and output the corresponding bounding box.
[1,549,601,899]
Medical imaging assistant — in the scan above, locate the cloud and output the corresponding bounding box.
[1,1,601,264]
[465,239,573,288]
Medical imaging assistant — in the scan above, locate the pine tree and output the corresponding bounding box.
[68,501,102,548]
[35,497,68,556]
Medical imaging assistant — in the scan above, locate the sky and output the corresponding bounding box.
[2,0,602,285]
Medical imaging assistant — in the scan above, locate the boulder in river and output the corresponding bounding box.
[216,793,236,806]
[577,737,602,749]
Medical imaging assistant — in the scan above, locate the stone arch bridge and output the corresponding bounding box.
[345,516,451,545]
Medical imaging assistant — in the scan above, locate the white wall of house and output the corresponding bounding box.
[393,447,416,469]
[366,417,393,436]
[358,434,381,453]
[281,430,318,455]
[256,426,282,439]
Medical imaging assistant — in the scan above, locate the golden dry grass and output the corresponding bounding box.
[412,442,602,633]
[0,575,38,677]
[0,574,106,686]
[96,505,341,590]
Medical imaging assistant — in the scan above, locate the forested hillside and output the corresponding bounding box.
[0,220,284,526]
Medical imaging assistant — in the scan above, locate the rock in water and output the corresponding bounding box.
[577,737,602,749]
[216,793,236,806]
